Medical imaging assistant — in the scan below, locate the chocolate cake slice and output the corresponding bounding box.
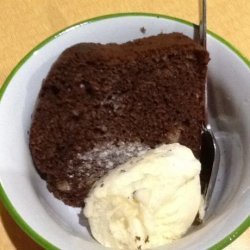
[29,33,209,207]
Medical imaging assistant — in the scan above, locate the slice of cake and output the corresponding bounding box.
[29,33,209,207]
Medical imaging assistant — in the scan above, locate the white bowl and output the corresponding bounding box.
[0,13,250,250]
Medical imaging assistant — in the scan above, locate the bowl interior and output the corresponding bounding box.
[0,14,250,250]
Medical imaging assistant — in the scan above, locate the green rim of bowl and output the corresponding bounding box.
[0,12,249,250]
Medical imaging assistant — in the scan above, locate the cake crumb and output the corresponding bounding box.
[140,27,146,34]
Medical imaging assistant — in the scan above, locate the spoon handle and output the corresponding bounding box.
[199,0,207,48]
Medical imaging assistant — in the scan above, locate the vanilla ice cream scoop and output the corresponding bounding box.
[84,143,202,250]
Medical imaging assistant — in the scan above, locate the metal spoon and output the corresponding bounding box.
[199,0,220,219]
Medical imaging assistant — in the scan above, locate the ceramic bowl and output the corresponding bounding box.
[0,13,250,250]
